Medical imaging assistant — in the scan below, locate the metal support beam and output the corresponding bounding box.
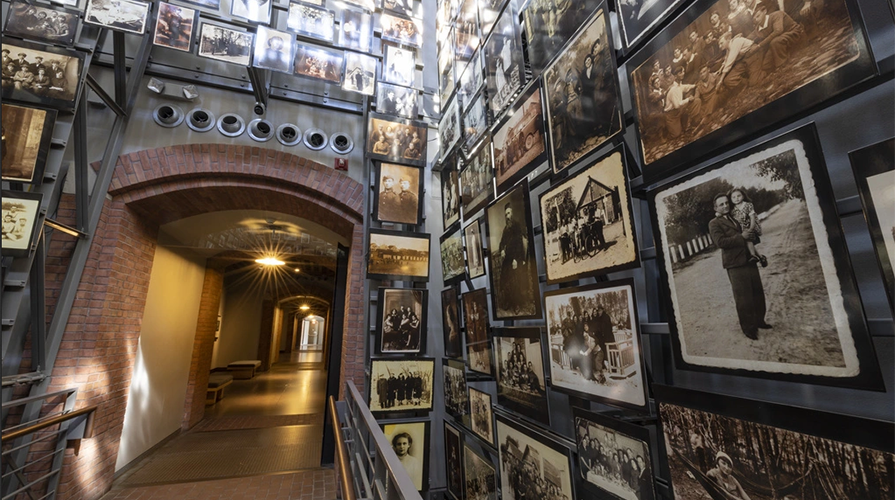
[112,30,127,108]
[29,236,46,374]
[85,73,126,118]
[74,95,90,233]
[246,66,270,110]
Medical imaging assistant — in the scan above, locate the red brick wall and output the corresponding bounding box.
[182,265,224,431]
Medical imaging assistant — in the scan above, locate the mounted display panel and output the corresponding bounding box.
[496,413,576,500]
[460,135,494,219]
[1,191,43,258]
[649,124,884,389]
[366,228,430,281]
[375,82,419,119]
[441,157,462,229]
[366,113,427,166]
[373,161,423,225]
[231,0,272,23]
[444,421,465,500]
[453,0,481,71]
[483,1,525,119]
[153,2,197,53]
[381,0,415,18]
[342,52,377,95]
[1,103,57,184]
[197,23,254,66]
[286,2,335,42]
[457,49,484,108]
[253,26,295,74]
[464,442,498,500]
[477,0,508,39]
[492,327,549,425]
[442,286,464,359]
[293,42,343,84]
[5,0,80,46]
[491,82,547,194]
[441,227,467,285]
[443,358,469,420]
[375,287,427,355]
[85,0,150,34]
[438,40,457,105]
[463,218,487,279]
[382,43,416,87]
[339,9,372,52]
[521,0,600,75]
[369,358,435,414]
[461,90,489,150]
[467,386,494,446]
[463,287,493,376]
[1,38,86,112]
[381,419,431,491]
[439,96,462,161]
[380,12,423,48]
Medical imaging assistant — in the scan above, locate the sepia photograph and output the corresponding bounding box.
[231,0,271,23]
[442,228,466,284]
[441,161,462,228]
[444,358,469,419]
[464,444,498,500]
[492,83,547,193]
[383,44,416,87]
[462,91,488,149]
[343,52,377,95]
[468,386,494,445]
[367,228,430,281]
[445,422,465,500]
[493,327,549,425]
[293,42,343,83]
[539,146,639,283]
[1,103,56,183]
[544,279,648,410]
[1,39,84,111]
[153,2,195,52]
[453,0,480,63]
[5,1,79,46]
[374,162,422,225]
[439,44,457,104]
[368,113,427,166]
[382,420,430,491]
[339,9,372,52]
[287,2,335,42]
[253,26,295,74]
[463,287,490,345]
[370,358,435,413]
[440,97,461,161]
[1,191,42,256]
[375,82,419,119]
[377,287,427,354]
[460,136,494,218]
[467,341,493,376]
[486,180,542,320]
[617,0,685,50]
[522,0,600,74]
[442,286,464,359]
[496,415,575,500]
[458,50,484,105]
[483,3,525,117]
[651,125,883,388]
[629,0,875,175]
[381,0,414,17]
[543,7,624,173]
[380,13,423,48]
[85,0,150,34]
[464,218,486,279]
[197,23,253,66]
[574,406,655,500]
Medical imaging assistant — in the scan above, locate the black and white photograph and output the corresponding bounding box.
[464,444,498,500]
[382,420,430,491]
[175,0,220,11]
[573,406,655,500]
[544,279,649,410]
[656,385,895,500]
[253,26,295,74]
[444,359,469,419]
[0,39,84,111]
[442,286,464,359]
[377,287,427,354]
[464,219,486,279]
[153,2,195,52]
[441,161,462,229]
[367,114,427,166]
[491,83,547,193]
[463,287,490,345]
[483,4,525,117]
[442,228,466,284]
[85,0,149,34]
[197,23,253,66]
[462,91,488,149]
[380,13,423,48]
[850,138,895,311]
[539,147,639,283]
[381,0,414,17]
[496,415,575,500]
[454,0,480,63]
[439,44,457,104]
[367,228,430,281]
[468,387,493,445]
[440,97,461,160]
[1,191,43,257]
[287,2,335,42]
[374,162,422,225]
[493,327,549,425]
[651,125,883,388]
[445,422,465,500]
[293,42,343,83]
[1,103,56,184]
[522,0,600,74]
[468,342,493,376]
[543,7,623,174]
[230,0,271,23]
[376,83,419,119]
[5,1,79,46]
[383,44,416,87]
[339,9,372,52]
[460,136,494,218]
[458,50,484,105]
[477,0,508,38]
[437,0,459,31]
[616,0,685,50]
[342,52,377,95]
[486,180,542,320]
[629,0,875,178]
[342,0,374,10]
[370,358,435,413]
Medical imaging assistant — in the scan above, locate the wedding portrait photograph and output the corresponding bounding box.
[441,228,466,284]
[445,422,465,500]
[377,287,427,354]
[496,416,574,500]
[522,0,599,74]
[460,136,494,218]
[483,4,524,117]
[85,0,150,34]
[492,84,547,192]
[293,42,343,83]
[370,358,435,413]
[1,103,56,183]
[253,26,295,74]
[5,1,80,46]
[373,162,422,225]
[444,358,469,419]
[382,420,430,490]
[468,387,493,445]
[197,23,253,66]
[287,2,335,42]
[152,2,196,52]
[464,219,486,279]
[375,82,419,119]
[493,327,549,425]
[464,445,497,500]
[442,287,464,359]
[367,114,427,166]
[367,229,430,281]
[342,52,377,95]
[441,162,461,229]
[339,9,372,52]
[2,192,42,255]
[1,39,84,111]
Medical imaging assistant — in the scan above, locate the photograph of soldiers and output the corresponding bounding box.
[468,387,494,444]
[343,52,377,95]
[375,162,421,224]
[85,0,149,34]
[494,328,549,424]
[522,0,600,74]
[497,417,574,500]
[339,9,372,52]
[464,446,498,500]
[439,97,461,160]
[441,229,466,283]
[463,219,486,278]
[0,44,82,108]
[382,421,429,490]
[442,287,464,358]
[366,115,427,164]
[574,409,655,500]
[197,23,253,65]
[445,423,464,500]
[483,5,524,116]
[370,359,434,412]
[378,288,425,353]
[460,137,494,219]
[153,3,195,52]
[293,42,343,84]
[443,359,469,418]
[1,103,53,183]
[441,165,461,228]
[491,84,546,192]
[367,229,430,280]
[252,26,295,74]
[380,13,422,47]
[375,83,419,119]
[286,3,334,42]
[5,1,79,46]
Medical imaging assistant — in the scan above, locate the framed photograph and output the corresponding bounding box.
[441,161,462,229]
[339,9,372,52]
[460,136,494,219]
[440,97,462,161]
[442,286,464,359]
[468,387,494,446]
[231,0,271,22]
[463,219,486,279]
[477,0,508,38]
[573,406,656,500]
[544,279,649,411]
[628,0,877,182]
[650,124,884,389]
[367,228,430,281]
[483,2,524,118]
[174,0,220,11]
[543,7,624,174]
[342,0,374,10]
[462,91,489,150]
[454,0,480,63]
[342,52,377,95]
[441,228,466,285]
[491,82,547,193]
[1,103,57,184]
[152,3,196,52]
[367,113,426,166]
[253,26,295,74]
[464,444,498,500]
[463,287,490,345]
[375,83,418,119]
[370,358,435,414]
[445,422,465,500]
[444,359,469,419]
[293,42,343,84]
[467,342,493,376]
[380,13,423,48]
[850,138,895,311]
[382,420,431,491]
[381,0,414,17]
[522,0,600,75]
[656,384,895,500]
[197,23,253,66]
[2,191,43,257]
[437,0,459,31]
[373,162,422,225]
[85,0,149,34]
[376,287,427,354]
[538,146,639,283]
[5,1,80,46]
[287,2,335,42]
[486,180,542,320]
[496,415,576,500]
[458,50,484,106]
[438,44,457,105]
[0,39,85,112]
[492,327,549,425]
[617,0,685,51]
[383,44,416,87]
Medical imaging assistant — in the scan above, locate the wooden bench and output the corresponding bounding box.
[206,373,234,405]
[227,360,262,380]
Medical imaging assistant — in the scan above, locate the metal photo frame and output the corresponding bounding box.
[442,286,464,359]
[463,441,498,500]
[367,113,427,167]
[382,43,416,87]
[463,218,487,279]
[339,9,372,52]
[380,12,423,48]
[342,51,377,95]
[380,419,432,491]
[495,413,577,500]
[441,227,467,285]
[4,0,80,46]
[375,82,419,119]
[492,327,550,426]
[521,0,600,75]
[373,161,423,225]
[441,156,462,229]
[482,1,525,119]
[444,420,466,500]
[460,134,495,220]
[444,358,469,420]
[230,0,272,22]
[253,26,295,74]
[467,386,494,447]
[153,2,197,53]
[286,2,335,42]
[85,0,150,34]
[196,23,254,66]
[491,81,548,194]
[369,358,435,415]
[293,41,343,84]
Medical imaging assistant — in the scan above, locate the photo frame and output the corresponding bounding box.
[457,50,484,107]
[616,0,686,51]
[492,327,549,425]
[382,44,416,87]
[0,38,85,112]
[287,2,335,42]
[367,228,430,281]
[153,2,196,52]
[496,414,576,500]
[463,218,486,279]
[442,286,464,359]
[467,341,493,376]
[85,0,150,34]
[439,97,462,161]
[467,386,494,446]
[293,42,343,84]
[339,9,372,52]
[253,26,295,74]
[375,82,419,119]
[173,0,220,12]
[376,287,427,354]
[197,23,253,66]
[538,145,639,284]
[373,162,423,225]
[650,124,884,389]
[444,358,469,420]
[381,419,431,491]
[381,0,415,17]
[367,113,427,166]
[231,0,271,22]
[544,279,649,412]
[441,228,466,285]
[491,82,547,194]
[445,421,465,500]
[4,0,80,46]
[521,0,600,75]
[454,0,480,64]
[460,135,494,219]
[482,2,524,118]
[1,103,57,184]
[438,44,457,105]
[461,90,489,150]
[342,52,377,95]
[441,160,462,229]
[477,0,509,39]
[464,443,498,500]
[380,12,423,48]
[2,191,43,257]
[370,358,435,414]
[463,287,490,345]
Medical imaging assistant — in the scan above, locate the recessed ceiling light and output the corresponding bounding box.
[255,257,285,266]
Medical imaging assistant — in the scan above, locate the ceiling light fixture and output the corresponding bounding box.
[255,256,285,266]
[300,305,310,311]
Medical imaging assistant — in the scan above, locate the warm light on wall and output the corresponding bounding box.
[255,256,285,266]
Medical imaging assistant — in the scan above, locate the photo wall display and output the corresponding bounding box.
[1,191,43,257]
[461,91,489,150]
[439,97,462,161]
[460,135,495,219]
[367,228,430,281]
[493,327,549,425]
[380,12,423,48]
[1,38,86,112]
[444,422,465,500]
[521,0,600,75]
[231,0,272,23]
[376,287,427,355]
[343,52,377,95]
[463,218,486,279]
[4,0,80,46]
[373,162,423,225]
[293,42,343,84]
[197,23,253,66]
[1,103,57,184]
[383,44,416,88]
[467,386,494,446]
[153,2,197,52]
[382,419,431,491]
[287,2,335,42]
[367,113,427,166]
[375,82,419,119]
[442,286,464,359]
[483,1,525,119]
[491,82,547,194]
[85,0,150,34]
[464,443,498,500]
[441,228,466,285]
[339,9,372,52]
[370,358,435,414]
[438,42,457,105]
[496,414,576,500]
[253,26,295,74]
[443,358,469,419]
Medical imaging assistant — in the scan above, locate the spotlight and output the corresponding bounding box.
[255,256,285,266]
[147,77,166,94]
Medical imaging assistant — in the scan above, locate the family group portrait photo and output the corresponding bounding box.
[5,0,79,46]
[443,359,469,419]
[464,446,497,500]
[1,194,41,254]
[1,41,83,110]
[286,3,335,42]
[370,359,434,413]
[494,328,549,425]
[497,417,574,500]
[367,115,427,165]
[377,288,426,354]
[441,229,466,283]
[293,42,343,84]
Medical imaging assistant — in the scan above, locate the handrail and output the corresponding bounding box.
[328,396,357,500]
[1,406,97,442]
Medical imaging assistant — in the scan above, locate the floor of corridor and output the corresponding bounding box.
[100,351,336,500]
